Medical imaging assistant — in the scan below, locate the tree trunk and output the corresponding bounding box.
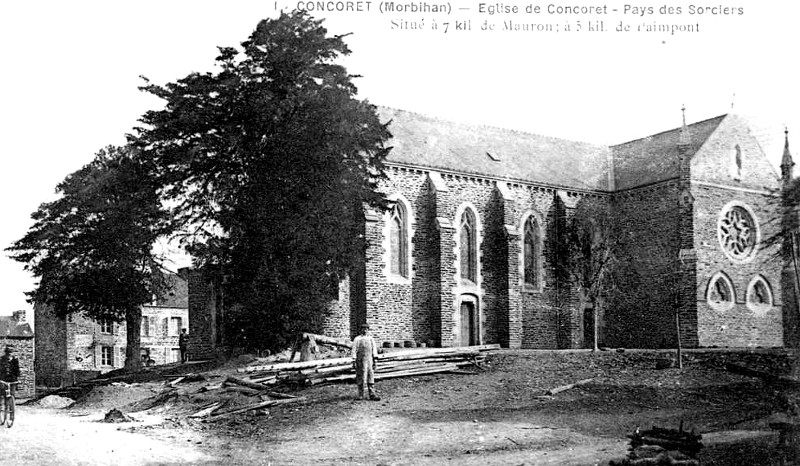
[675,309,683,370]
[592,301,599,352]
[125,306,142,371]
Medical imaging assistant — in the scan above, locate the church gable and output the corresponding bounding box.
[690,114,780,190]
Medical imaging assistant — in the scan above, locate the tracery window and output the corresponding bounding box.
[389,202,408,277]
[707,272,735,311]
[523,215,540,288]
[460,208,477,283]
[746,275,773,314]
[718,203,758,262]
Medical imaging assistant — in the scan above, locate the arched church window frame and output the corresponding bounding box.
[383,195,413,284]
[730,144,743,180]
[706,271,736,312]
[717,201,760,264]
[520,211,543,292]
[459,207,478,285]
[746,275,773,316]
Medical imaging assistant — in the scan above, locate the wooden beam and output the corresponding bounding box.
[188,401,223,419]
[547,378,594,395]
[302,333,352,350]
[238,357,352,374]
[203,397,306,422]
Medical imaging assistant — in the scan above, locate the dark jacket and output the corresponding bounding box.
[0,354,20,382]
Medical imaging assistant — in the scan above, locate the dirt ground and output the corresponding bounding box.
[23,349,800,465]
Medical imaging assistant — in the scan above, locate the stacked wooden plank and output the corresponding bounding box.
[236,344,499,388]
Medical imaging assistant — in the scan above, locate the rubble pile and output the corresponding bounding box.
[102,408,135,423]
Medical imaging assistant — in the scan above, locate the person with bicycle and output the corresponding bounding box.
[0,346,20,397]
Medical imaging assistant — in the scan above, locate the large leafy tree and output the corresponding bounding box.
[7,146,170,370]
[134,12,391,351]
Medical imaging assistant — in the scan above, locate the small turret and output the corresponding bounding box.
[678,105,691,148]
[781,127,794,185]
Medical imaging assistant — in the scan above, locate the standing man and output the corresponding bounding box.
[352,324,380,401]
[179,328,189,364]
[0,346,20,397]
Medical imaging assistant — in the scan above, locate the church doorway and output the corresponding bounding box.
[459,295,479,346]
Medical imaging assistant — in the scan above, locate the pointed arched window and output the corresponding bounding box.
[523,215,540,288]
[389,202,408,278]
[707,272,735,311]
[746,275,773,315]
[460,209,477,283]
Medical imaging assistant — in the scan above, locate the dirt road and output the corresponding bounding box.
[0,406,214,466]
[5,350,793,465]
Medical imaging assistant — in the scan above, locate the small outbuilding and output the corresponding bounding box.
[0,310,35,398]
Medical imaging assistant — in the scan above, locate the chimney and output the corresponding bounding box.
[12,310,26,323]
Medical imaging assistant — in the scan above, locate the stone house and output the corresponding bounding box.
[0,311,34,398]
[189,107,797,355]
[35,273,189,387]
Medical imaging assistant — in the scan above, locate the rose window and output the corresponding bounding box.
[718,205,757,260]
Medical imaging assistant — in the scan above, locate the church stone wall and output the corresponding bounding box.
[693,184,783,347]
[364,167,426,344]
[321,274,353,340]
[362,166,589,349]
[607,181,682,348]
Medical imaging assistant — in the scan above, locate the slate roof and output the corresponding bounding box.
[0,317,33,338]
[378,107,611,191]
[611,115,727,190]
[152,273,189,308]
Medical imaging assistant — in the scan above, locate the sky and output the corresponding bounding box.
[1,1,798,319]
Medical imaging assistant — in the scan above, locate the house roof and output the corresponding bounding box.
[0,317,33,338]
[154,273,188,309]
[378,107,611,191]
[611,115,727,190]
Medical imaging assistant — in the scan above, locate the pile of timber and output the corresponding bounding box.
[236,344,500,388]
[611,423,703,466]
[183,376,307,421]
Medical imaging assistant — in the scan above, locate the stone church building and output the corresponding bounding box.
[190,107,798,355]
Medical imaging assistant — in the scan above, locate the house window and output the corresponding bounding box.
[389,201,409,278]
[460,208,477,283]
[718,202,758,262]
[707,272,735,311]
[523,215,540,289]
[101,346,114,366]
[746,275,773,315]
[141,316,150,337]
[100,320,114,334]
[169,317,183,336]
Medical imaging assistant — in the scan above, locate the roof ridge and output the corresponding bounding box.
[376,105,603,148]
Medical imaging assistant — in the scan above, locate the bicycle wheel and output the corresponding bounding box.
[0,396,6,426]
[6,395,14,428]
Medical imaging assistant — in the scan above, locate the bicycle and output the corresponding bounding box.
[0,380,19,428]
